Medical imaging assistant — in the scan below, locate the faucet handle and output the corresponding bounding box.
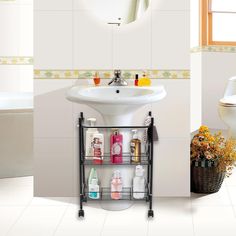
[114,70,121,78]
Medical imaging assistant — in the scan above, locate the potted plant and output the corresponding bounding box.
[191,125,236,193]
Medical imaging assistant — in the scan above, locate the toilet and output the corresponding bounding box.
[218,76,236,139]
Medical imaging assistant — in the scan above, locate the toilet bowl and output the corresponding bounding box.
[218,77,236,139]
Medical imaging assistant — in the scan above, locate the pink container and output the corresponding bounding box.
[110,130,123,164]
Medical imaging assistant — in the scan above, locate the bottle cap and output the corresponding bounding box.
[135,74,139,80]
[132,129,138,139]
[87,118,96,126]
[112,128,119,135]
[113,170,121,179]
[135,165,144,177]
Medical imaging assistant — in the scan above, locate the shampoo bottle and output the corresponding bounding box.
[85,118,98,159]
[110,129,123,163]
[111,170,123,200]
[92,131,104,164]
[130,129,141,164]
[133,165,146,199]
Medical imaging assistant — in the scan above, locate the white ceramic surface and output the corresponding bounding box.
[218,77,236,139]
[0,92,33,112]
[66,86,166,121]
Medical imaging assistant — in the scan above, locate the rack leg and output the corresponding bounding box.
[148,117,154,218]
[78,114,85,218]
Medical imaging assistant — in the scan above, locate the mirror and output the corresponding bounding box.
[85,0,151,26]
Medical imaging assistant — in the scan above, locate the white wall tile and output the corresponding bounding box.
[19,5,33,56]
[202,52,236,129]
[73,11,113,69]
[0,5,19,56]
[152,0,190,11]
[152,79,190,138]
[34,138,74,196]
[0,66,20,92]
[34,0,73,10]
[19,65,33,92]
[34,11,73,69]
[191,53,202,132]
[34,80,74,138]
[113,13,151,69]
[151,11,190,69]
[73,0,88,10]
[154,137,190,196]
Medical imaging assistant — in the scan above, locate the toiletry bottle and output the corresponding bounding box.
[110,129,123,163]
[88,168,100,199]
[111,170,123,200]
[135,74,139,86]
[93,71,101,86]
[92,131,104,164]
[138,71,151,86]
[85,118,98,159]
[130,129,141,164]
[133,165,146,199]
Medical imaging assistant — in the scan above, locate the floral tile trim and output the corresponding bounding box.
[34,70,190,80]
[191,46,236,53]
[0,57,33,65]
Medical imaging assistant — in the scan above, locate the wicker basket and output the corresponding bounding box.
[191,160,225,194]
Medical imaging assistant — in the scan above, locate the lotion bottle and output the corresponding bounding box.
[110,129,123,163]
[85,118,98,159]
[92,131,104,164]
[133,165,146,199]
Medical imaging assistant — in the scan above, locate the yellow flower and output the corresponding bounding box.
[199,125,209,133]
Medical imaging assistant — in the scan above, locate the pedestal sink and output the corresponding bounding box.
[66,86,166,125]
[66,85,166,210]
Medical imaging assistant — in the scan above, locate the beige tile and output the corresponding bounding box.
[34,0,73,10]
[34,138,74,197]
[152,0,190,10]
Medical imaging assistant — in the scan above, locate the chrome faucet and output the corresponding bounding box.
[108,70,128,86]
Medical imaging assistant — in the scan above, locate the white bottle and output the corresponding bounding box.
[85,118,98,159]
[133,165,146,199]
[92,131,104,164]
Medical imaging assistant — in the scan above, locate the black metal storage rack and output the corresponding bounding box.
[78,112,155,218]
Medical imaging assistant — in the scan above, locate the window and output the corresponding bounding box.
[201,0,236,46]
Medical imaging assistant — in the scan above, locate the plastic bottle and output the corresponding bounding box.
[133,165,146,199]
[85,118,98,159]
[110,129,123,163]
[88,168,100,199]
[111,170,123,200]
[92,131,104,164]
[130,129,141,164]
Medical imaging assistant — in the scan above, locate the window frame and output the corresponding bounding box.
[200,0,236,46]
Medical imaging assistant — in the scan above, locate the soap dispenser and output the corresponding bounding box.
[85,118,98,159]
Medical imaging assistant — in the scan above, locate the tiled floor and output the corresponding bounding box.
[0,173,236,236]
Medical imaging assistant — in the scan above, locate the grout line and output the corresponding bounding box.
[99,211,109,236]
[5,197,34,236]
[225,185,236,218]
[190,197,197,236]
[52,204,70,236]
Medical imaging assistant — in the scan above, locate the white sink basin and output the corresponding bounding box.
[66,86,166,118]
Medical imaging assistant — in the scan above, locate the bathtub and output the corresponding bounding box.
[0,92,33,178]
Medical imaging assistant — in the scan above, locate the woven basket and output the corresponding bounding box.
[191,160,225,194]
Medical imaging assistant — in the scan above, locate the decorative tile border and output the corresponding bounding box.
[191,46,236,53]
[0,57,33,65]
[34,70,190,80]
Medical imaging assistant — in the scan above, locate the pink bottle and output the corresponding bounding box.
[110,129,123,163]
[111,170,123,200]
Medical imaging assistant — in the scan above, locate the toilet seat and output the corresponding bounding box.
[219,95,236,107]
